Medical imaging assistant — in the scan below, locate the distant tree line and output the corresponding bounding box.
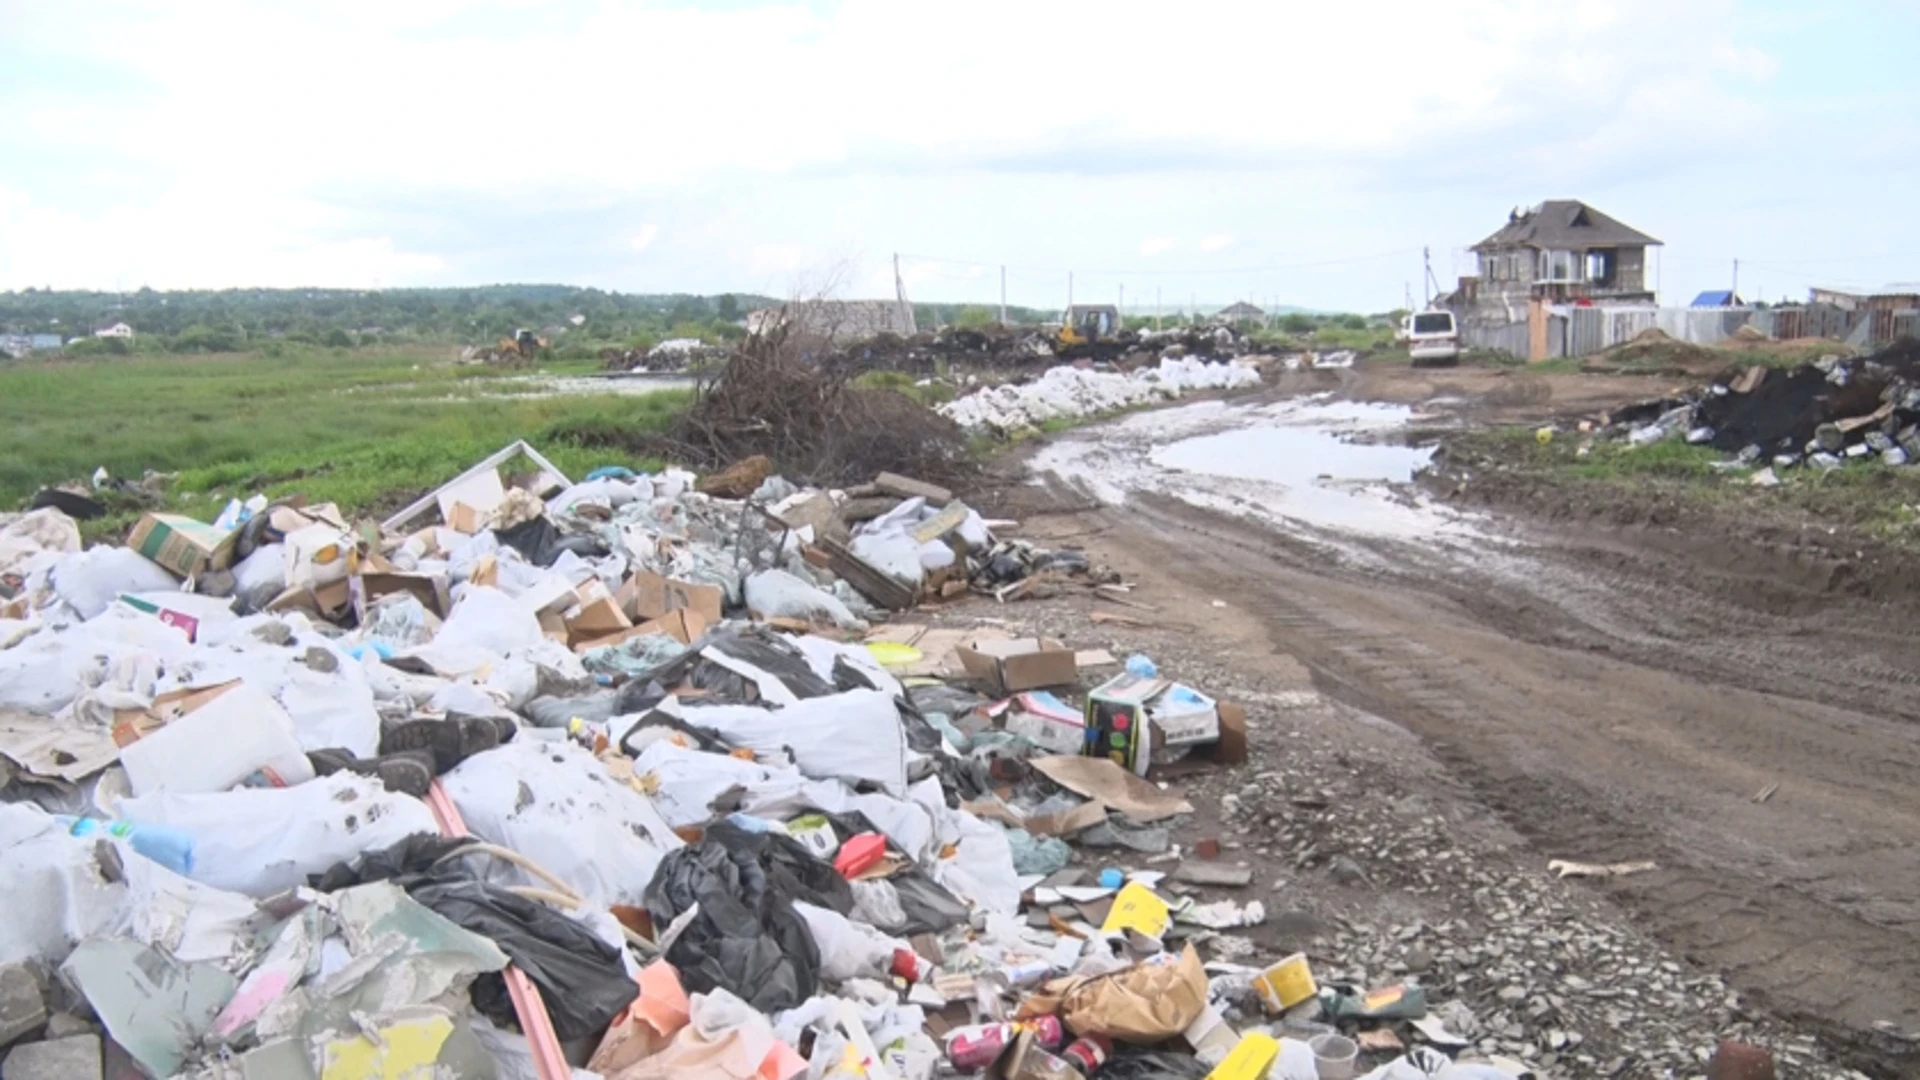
[0,285,781,355]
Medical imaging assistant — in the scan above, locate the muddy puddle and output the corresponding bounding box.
[1034,396,1480,546]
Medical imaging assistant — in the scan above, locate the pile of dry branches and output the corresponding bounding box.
[662,326,978,490]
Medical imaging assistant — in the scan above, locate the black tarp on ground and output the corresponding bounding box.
[642,819,851,1013]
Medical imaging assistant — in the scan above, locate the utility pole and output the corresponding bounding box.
[1067,272,1074,310]
[1118,284,1125,321]
[893,253,915,334]
[1732,258,1740,300]
[1155,287,1162,331]
[999,265,1007,326]
[1422,246,1433,306]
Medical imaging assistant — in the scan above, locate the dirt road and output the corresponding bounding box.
[1008,365,1920,1075]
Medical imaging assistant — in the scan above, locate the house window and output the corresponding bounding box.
[1539,250,1578,282]
[1587,250,1615,287]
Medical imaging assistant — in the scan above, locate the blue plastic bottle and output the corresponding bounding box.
[61,817,195,876]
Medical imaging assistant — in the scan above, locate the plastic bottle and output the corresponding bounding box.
[1125,653,1158,678]
[61,817,195,875]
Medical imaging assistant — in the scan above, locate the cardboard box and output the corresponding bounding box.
[1194,702,1247,765]
[127,513,237,578]
[1004,690,1087,755]
[566,591,631,646]
[1148,683,1220,747]
[956,637,1077,696]
[520,574,582,617]
[112,681,243,747]
[436,469,505,532]
[352,571,453,621]
[1084,673,1169,775]
[618,571,725,625]
[572,608,711,653]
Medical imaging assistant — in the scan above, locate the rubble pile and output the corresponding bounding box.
[940,358,1263,435]
[1599,340,1920,471]
[0,442,1550,1080]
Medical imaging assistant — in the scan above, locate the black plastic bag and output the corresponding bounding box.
[308,837,638,1043]
[642,820,847,1013]
[407,877,638,1042]
[495,516,608,567]
[616,628,837,709]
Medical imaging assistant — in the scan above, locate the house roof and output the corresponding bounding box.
[1474,200,1661,252]
[1217,301,1265,317]
[1692,290,1742,307]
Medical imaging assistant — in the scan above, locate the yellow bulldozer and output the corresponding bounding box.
[1054,304,1123,360]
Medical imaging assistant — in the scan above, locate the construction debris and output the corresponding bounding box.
[1595,340,1920,471]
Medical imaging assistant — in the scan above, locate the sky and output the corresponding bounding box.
[2,0,1917,312]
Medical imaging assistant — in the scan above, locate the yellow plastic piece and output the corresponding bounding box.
[319,1012,453,1079]
[1254,952,1318,1012]
[865,642,924,667]
[1205,1032,1280,1080]
[1100,882,1172,937]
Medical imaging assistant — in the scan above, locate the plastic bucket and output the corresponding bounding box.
[1254,952,1318,1013]
[1308,1033,1358,1080]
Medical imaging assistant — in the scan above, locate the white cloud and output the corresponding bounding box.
[0,0,1899,309]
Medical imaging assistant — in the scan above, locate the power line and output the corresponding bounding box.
[896,248,1420,278]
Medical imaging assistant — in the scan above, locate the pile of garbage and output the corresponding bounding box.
[1600,340,1920,472]
[601,339,728,374]
[0,441,1525,1080]
[940,358,1264,435]
[817,326,1258,380]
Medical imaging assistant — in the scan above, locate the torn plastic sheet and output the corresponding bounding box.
[472,1014,604,1080]
[0,802,262,970]
[0,615,195,715]
[911,776,1021,914]
[117,772,439,897]
[792,901,911,984]
[743,568,868,630]
[597,987,804,1080]
[35,545,179,619]
[674,688,908,793]
[789,635,904,700]
[440,740,682,907]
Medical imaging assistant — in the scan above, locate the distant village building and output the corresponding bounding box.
[746,300,916,345]
[1213,301,1266,325]
[93,322,135,339]
[1465,200,1662,308]
[1690,290,1743,308]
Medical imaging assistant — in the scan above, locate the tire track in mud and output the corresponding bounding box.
[1097,488,1920,1077]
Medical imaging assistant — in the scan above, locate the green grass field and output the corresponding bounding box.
[0,346,689,537]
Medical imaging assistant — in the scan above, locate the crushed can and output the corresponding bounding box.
[1061,1034,1113,1072]
[947,1023,1014,1072]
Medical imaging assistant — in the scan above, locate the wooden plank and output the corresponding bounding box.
[816,538,917,610]
[873,472,952,506]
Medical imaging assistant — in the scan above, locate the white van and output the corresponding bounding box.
[1401,309,1460,366]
